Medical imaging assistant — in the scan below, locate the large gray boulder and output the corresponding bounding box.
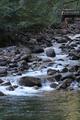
[19,76,42,87]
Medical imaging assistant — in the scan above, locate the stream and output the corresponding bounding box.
[0,91,80,120]
[0,33,80,120]
[0,37,79,96]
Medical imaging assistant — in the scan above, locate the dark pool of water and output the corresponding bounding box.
[0,91,80,120]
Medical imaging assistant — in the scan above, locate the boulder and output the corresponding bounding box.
[46,48,56,57]
[32,46,44,53]
[19,76,42,87]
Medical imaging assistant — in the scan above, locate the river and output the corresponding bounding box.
[0,90,80,120]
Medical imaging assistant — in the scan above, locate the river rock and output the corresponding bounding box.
[69,65,79,73]
[20,54,30,62]
[32,46,44,53]
[76,76,80,82]
[46,48,56,57]
[50,82,58,88]
[0,92,5,96]
[1,81,11,86]
[54,73,62,81]
[0,58,7,66]
[56,78,73,90]
[47,69,59,75]
[0,67,7,77]
[19,76,42,87]
[0,79,4,84]
[46,75,56,82]
[69,51,80,60]
[6,86,14,91]
[61,67,68,73]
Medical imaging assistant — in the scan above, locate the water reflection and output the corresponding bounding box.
[0,91,80,120]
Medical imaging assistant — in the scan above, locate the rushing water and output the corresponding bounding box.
[0,35,80,120]
[0,91,80,120]
[0,41,79,96]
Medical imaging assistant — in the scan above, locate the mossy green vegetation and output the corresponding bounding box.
[0,0,80,29]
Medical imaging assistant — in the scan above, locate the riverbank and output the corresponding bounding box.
[0,22,80,96]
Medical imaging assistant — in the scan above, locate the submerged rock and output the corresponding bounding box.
[19,76,42,87]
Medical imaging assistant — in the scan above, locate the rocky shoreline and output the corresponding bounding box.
[0,22,80,96]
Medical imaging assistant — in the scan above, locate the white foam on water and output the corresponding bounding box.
[0,83,54,96]
[68,34,80,40]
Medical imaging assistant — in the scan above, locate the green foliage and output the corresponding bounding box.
[0,0,80,29]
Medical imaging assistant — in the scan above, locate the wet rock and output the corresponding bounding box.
[69,81,79,90]
[61,67,68,73]
[20,54,31,62]
[13,85,18,89]
[1,81,11,86]
[69,65,79,72]
[0,79,4,84]
[47,69,59,75]
[0,59,7,66]
[19,76,42,87]
[9,63,18,68]
[6,86,14,91]
[46,75,56,82]
[46,48,56,57]
[54,73,62,81]
[18,60,28,67]
[12,55,21,62]
[50,82,58,88]
[69,51,80,60]
[56,78,73,90]
[0,92,5,96]
[76,76,80,82]
[32,46,44,53]
[54,36,67,43]
[34,86,39,90]
[0,67,7,77]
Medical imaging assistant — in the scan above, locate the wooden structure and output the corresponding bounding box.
[61,9,80,21]
[61,9,80,27]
